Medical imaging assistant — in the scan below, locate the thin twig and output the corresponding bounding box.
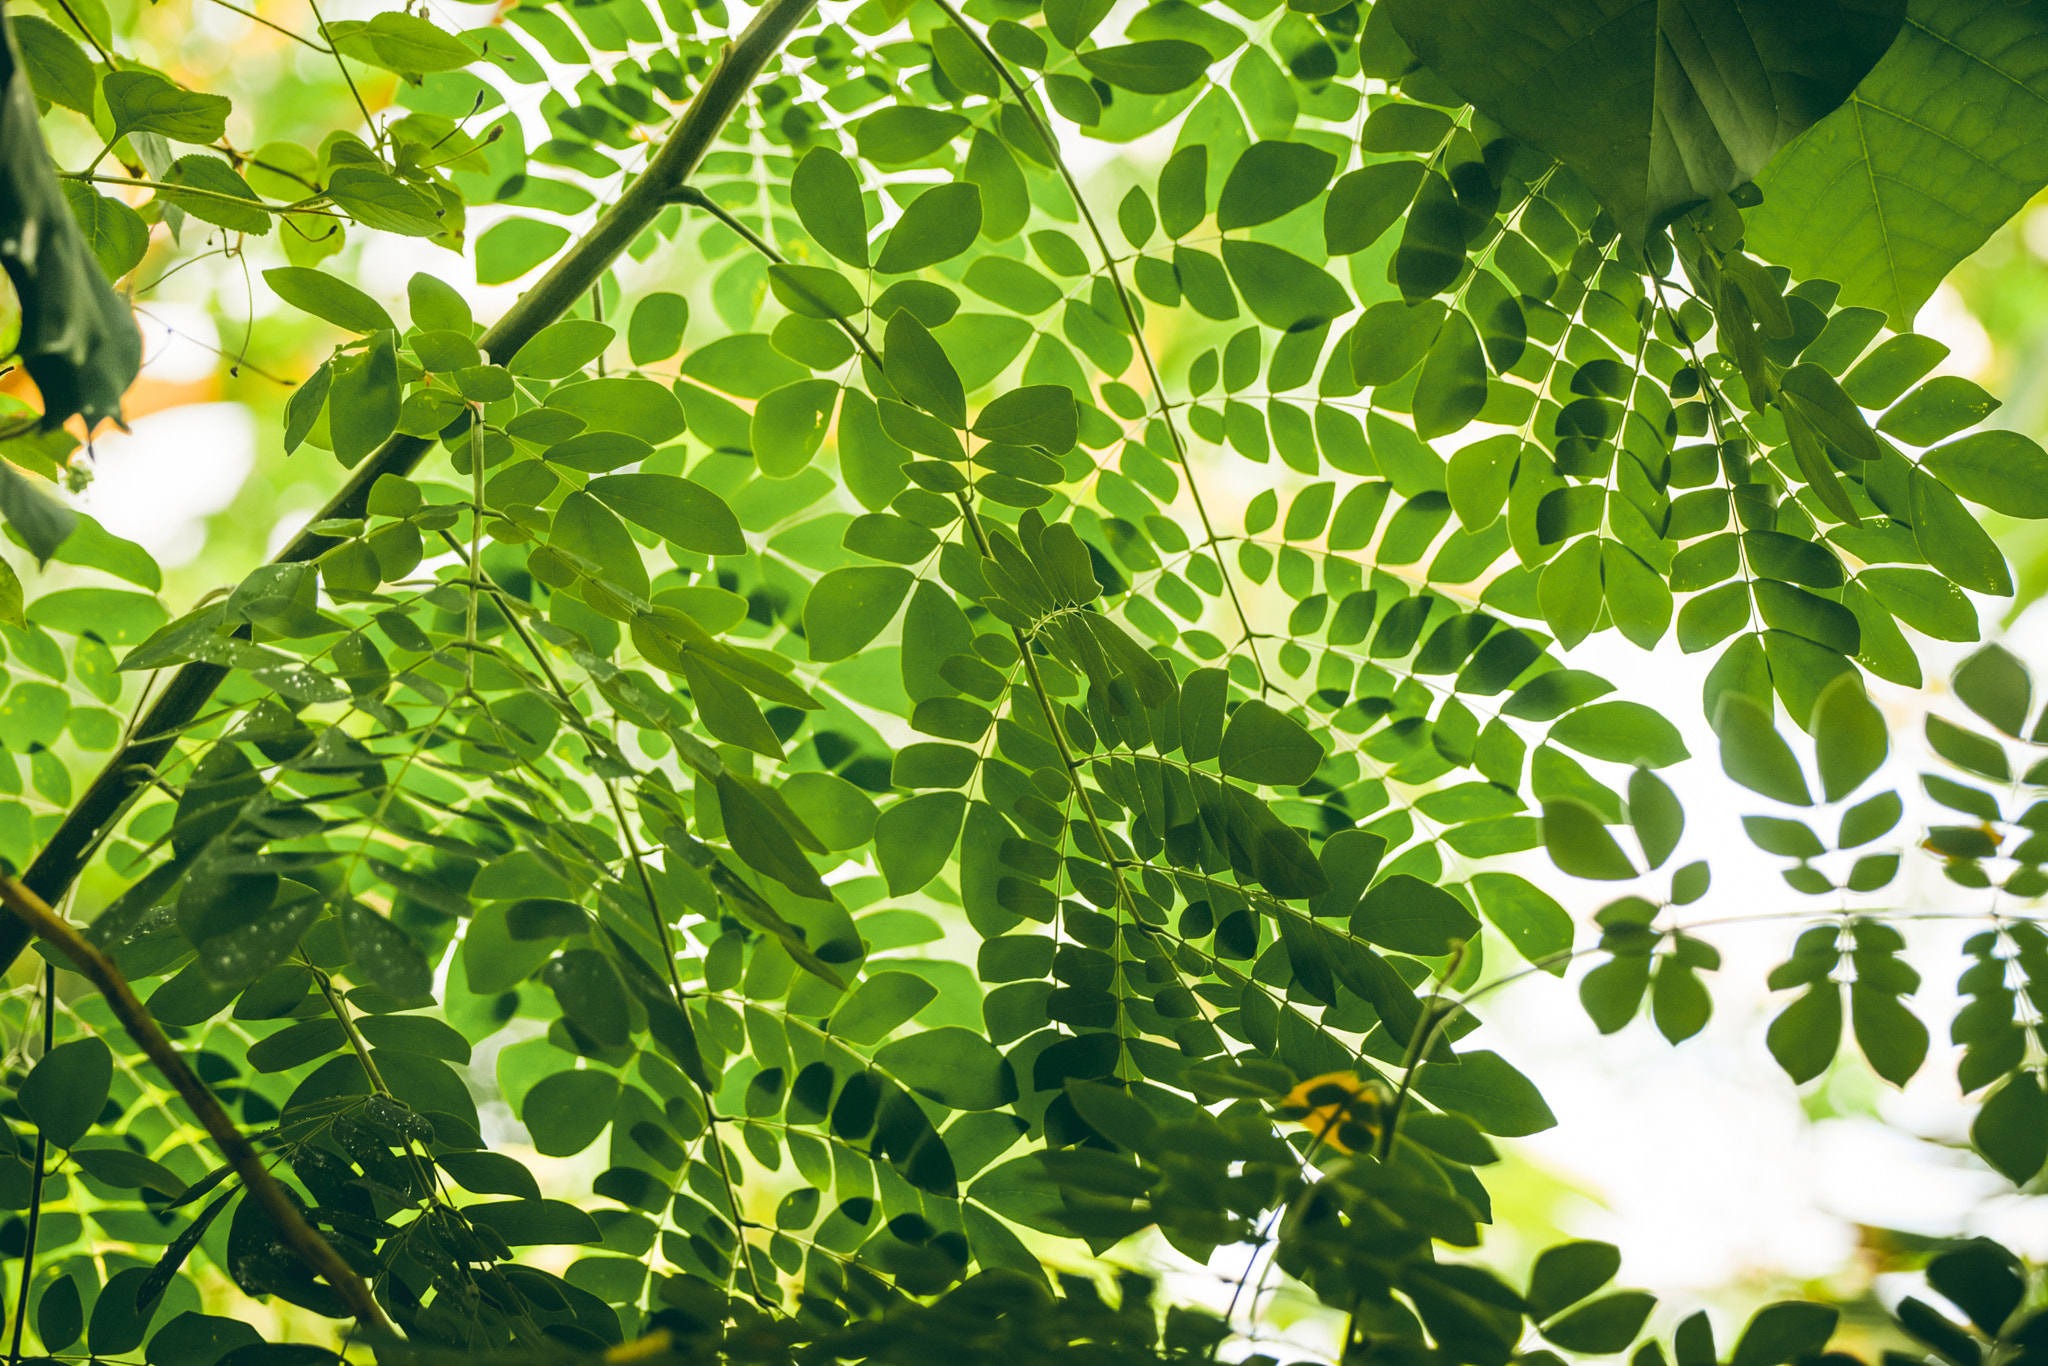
[6,964,54,1366]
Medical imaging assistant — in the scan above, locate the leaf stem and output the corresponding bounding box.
[1375,939,1466,1162]
[306,0,379,151]
[6,964,54,1366]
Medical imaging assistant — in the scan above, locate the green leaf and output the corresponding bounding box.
[1219,239,1351,331]
[158,154,269,235]
[1766,984,1842,1084]
[1924,430,2048,519]
[62,184,150,282]
[805,566,912,662]
[885,310,966,428]
[1542,798,1637,881]
[1750,0,2048,327]
[831,970,941,1045]
[1394,169,1466,299]
[331,10,476,75]
[1352,299,1446,388]
[342,900,432,1000]
[13,15,92,114]
[323,165,442,235]
[768,263,862,321]
[437,1150,542,1200]
[70,1145,187,1197]
[1973,1070,2048,1185]
[39,1275,82,1353]
[972,385,1078,452]
[1158,143,1207,238]
[586,473,745,556]
[627,291,689,365]
[875,181,983,274]
[104,69,231,142]
[1549,701,1688,769]
[1077,40,1210,93]
[1543,1292,1657,1355]
[476,216,570,284]
[1527,1241,1620,1321]
[1217,140,1338,230]
[1353,873,1481,955]
[857,107,970,164]
[549,376,686,443]
[1880,375,1999,446]
[27,586,167,643]
[874,790,968,895]
[875,1026,1017,1110]
[1,25,147,433]
[1812,673,1887,802]
[1539,536,1604,650]
[1850,984,1927,1087]
[1412,309,1487,440]
[508,318,613,378]
[791,146,870,267]
[1326,160,1427,257]
[1219,699,1323,786]
[1411,1048,1557,1136]
[1628,769,1683,870]
[1954,644,2031,737]
[1839,790,1903,847]
[1928,714,2009,781]
[1713,692,1812,806]
[717,771,834,906]
[462,1198,604,1246]
[544,948,628,1046]
[753,379,840,480]
[1470,872,1572,970]
[20,1035,111,1147]
[1394,0,1903,240]
[264,266,394,334]
[521,1069,620,1157]
[328,331,400,466]
[1730,1303,1840,1366]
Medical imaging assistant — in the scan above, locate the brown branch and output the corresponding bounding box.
[0,876,394,1334]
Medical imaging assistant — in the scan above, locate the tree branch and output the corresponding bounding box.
[0,875,394,1333]
[0,0,822,978]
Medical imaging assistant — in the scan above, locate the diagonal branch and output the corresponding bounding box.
[0,0,823,979]
[0,875,394,1333]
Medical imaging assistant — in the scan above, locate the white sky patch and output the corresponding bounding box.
[135,302,225,384]
[1913,283,1994,380]
[82,403,258,567]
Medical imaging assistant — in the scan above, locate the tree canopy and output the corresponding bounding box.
[0,0,2044,1363]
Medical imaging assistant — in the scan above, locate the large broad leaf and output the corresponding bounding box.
[0,13,142,433]
[1750,0,2048,328]
[1388,0,1907,240]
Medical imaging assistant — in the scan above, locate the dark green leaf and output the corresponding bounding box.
[21,1035,111,1147]
[1076,40,1211,93]
[1730,1303,1840,1366]
[1217,140,1338,230]
[1527,1241,1620,1321]
[1395,0,1904,240]
[876,182,984,274]
[1353,873,1481,955]
[1219,699,1323,786]
[1542,798,1637,881]
[1543,1292,1657,1354]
